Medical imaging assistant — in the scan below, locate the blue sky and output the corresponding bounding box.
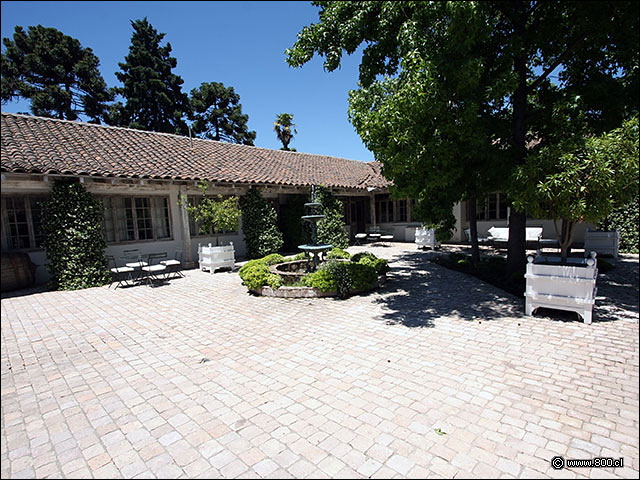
[1,1,374,162]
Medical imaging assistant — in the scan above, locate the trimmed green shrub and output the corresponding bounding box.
[304,260,378,298]
[350,251,389,275]
[262,253,285,266]
[357,256,389,275]
[41,179,110,290]
[238,261,272,291]
[350,251,376,263]
[323,261,353,298]
[239,187,284,259]
[326,247,351,260]
[303,266,337,293]
[597,194,639,254]
[349,262,379,291]
[315,185,349,249]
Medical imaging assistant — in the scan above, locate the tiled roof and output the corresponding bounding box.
[1,112,389,190]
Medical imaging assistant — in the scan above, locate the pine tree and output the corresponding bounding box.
[1,25,112,122]
[108,18,189,134]
[189,82,256,145]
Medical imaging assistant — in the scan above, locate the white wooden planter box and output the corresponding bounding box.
[415,227,440,250]
[198,242,235,273]
[584,229,619,259]
[524,253,598,324]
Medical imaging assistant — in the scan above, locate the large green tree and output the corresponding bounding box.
[287,1,639,276]
[107,18,189,134]
[1,25,112,122]
[189,82,256,145]
[273,112,297,151]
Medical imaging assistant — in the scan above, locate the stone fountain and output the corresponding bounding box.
[298,185,332,272]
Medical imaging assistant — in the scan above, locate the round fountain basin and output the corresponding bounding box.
[301,215,325,222]
[298,244,333,253]
[270,260,309,284]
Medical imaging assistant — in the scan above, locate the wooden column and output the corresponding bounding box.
[370,194,377,228]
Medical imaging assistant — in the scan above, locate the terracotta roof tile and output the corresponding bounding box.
[1,113,389,190]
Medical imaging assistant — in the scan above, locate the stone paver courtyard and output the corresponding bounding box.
[1,243,638,479]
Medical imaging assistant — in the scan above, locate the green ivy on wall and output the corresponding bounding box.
[41,179,110,290]
[239,186,284,259]
[315,185,349,250]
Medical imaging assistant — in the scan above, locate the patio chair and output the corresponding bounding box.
[161,249,184,279]
[141,253,168,287]
[106,255,134,288]
[353,233,368,246]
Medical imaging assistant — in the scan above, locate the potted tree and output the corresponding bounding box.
[181,180,241,273]
[512,117,638,323]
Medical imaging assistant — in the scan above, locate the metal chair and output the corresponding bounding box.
[106,255,134,288]
[141,253,168,286]
[353,233,368,246]
[161,249,184,279]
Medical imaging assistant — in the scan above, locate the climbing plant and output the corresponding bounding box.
[315,185,349,249]
[182,180,240,245]
[239,186,283,259]
[41,179,110,290]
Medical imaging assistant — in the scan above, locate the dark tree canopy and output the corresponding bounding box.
[107,18,189,135]
[189,82,256,145]
[1,25,112,122]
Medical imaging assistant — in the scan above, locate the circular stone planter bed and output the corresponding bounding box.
[252,274,387,298]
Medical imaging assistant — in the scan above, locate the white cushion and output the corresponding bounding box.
[111,267,134,273]
[142,265,167,273]
[161,260,181,266]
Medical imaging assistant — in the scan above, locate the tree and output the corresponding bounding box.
[107,18,189,134]
[182,180,241,246]
[1,25,112,122]
[512,116,639,263]
[41,179,110,290]
[239,187,284,259]
[287,1,639,276]
[189,82,256,145]
[273,113,297,151]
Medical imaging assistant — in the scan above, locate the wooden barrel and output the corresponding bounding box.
[1,252,37,293]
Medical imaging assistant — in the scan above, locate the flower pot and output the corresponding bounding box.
[524,252,598,324]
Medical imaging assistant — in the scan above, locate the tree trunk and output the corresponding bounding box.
[468,192,480,266]
[506,0,528,278]
[557,219,577,264]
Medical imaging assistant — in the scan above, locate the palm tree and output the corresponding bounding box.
[273,113,297,151]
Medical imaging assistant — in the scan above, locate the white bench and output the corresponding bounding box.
[487,226,543,247]
[198,242,235,273]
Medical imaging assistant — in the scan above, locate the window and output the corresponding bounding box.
[471,192,509,221]
[375,194,395,223]
[397,199,408,222]
[101,196,172,243]
[187,196,238,236]
[1,196,47,250]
